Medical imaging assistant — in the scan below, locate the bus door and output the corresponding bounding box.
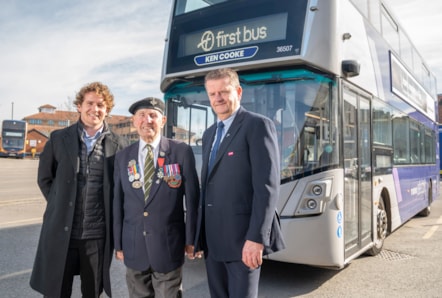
[342,83,372,258]
[165,96,215,175]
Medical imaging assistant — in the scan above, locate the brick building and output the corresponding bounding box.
[3,104,194,157]
[26,129,48,158]
[20,104,136,155]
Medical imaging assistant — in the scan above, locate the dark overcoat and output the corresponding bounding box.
[30,122,128,297]
[195,106,286,261]
[113,137,199,273]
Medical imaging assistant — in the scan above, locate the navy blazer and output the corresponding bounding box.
[195,106,285,261]
[113,137,199,273]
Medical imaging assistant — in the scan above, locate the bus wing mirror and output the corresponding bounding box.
[342,60,360,77]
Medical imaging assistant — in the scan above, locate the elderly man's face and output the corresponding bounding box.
[132,108,166,143]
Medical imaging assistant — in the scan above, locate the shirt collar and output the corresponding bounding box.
[140,136,160,150]
[218,107,239,132]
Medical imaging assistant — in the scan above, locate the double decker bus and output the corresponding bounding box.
[0,120,28,158]
[160,0,439,268]
[439,125,442,177]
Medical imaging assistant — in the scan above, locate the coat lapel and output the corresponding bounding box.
[104,132,119,157]
[209,107,246,175]
[62,124,80,172]
[202,124,217,182]
[123,142,145,203]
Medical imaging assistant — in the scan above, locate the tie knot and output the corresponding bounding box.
[145,144,153,158]
[217,121,224,129]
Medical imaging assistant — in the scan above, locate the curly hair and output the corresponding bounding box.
[74,82,115,113]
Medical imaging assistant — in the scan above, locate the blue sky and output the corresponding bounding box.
[0,0,441,122]
[0,0,173,121]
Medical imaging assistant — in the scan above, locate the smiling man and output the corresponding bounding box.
[194,68,285,298]
[113,97,200,298]
[30,82,129,298]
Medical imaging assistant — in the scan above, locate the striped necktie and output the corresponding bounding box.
[143,144,155,202]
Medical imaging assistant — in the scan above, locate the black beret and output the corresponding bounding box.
[129,97,165,115]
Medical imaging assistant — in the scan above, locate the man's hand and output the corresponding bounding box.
[115,250,124,261]
[242,240,264,269]
[185,245,203,260]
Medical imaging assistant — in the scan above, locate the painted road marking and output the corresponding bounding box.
[422,216,442,239]
[0,269,31,281]
[0,218,42,229]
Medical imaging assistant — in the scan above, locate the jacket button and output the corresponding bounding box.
[64,226,69,232]
[143,231,146,236]
[143,212,149,217]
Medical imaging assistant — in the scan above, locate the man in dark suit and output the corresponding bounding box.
[30,82,129,297]
[113,97,200,297]
[194,68,285,298]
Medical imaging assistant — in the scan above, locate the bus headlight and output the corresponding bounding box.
[306,199,318,209]
[312,185,323,195]
[291,178,333,216]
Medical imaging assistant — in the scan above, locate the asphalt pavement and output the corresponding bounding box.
[1,158,442,297]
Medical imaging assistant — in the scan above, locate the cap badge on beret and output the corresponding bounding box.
[129,97,165,114]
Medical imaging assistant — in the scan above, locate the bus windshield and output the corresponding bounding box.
[2,136,25,149]
[165,69,339,182]
[1,120,27,158]
[174,0,228,15]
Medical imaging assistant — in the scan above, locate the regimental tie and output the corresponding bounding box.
[208,121,224,173]
[143,144,155,202]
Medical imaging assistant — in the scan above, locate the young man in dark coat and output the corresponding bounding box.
[30,82,129,297]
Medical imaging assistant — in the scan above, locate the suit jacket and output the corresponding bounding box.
[30,122,129,297]
[195,106,285,261]
[113,137,199,273]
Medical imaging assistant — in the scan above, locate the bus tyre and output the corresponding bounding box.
[418,184,432,217]
[366,196,388,256]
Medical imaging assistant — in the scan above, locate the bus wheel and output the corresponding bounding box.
[418,184,432,217]
[366,196,388,256]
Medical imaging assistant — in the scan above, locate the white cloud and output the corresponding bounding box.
[1,0,441,123]
[0,0,172,121]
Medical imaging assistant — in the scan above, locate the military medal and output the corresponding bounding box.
[128,159,142,188]
[168,173,182,188]
[132,181,142,188]
[157,157,165,179]
[163,163,182,188]
[127,161,135,182]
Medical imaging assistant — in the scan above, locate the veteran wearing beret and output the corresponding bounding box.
[113,97,200,297]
